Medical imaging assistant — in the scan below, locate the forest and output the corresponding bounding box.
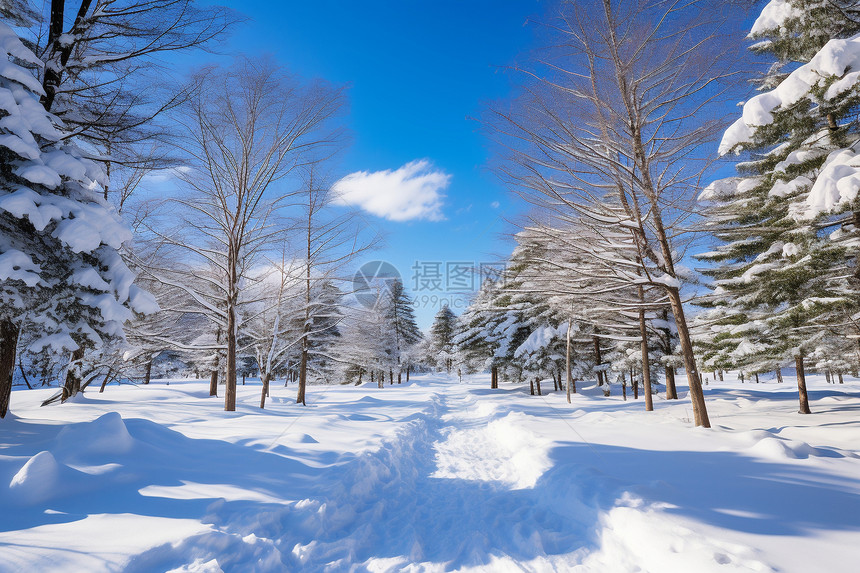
[1,1,860,572]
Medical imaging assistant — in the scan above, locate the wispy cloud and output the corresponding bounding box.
[332,159,450,222]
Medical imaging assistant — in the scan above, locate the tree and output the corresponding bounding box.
[384,278,422,379]
[30,0,235,142]
[337,299,394,387]
[428,304,457,373]
[152,59,346,411]
[482,0,746,427]
[235,255,301,408]
[455,278,502,378]
[0,22,155,416]
[292,167,378,405]
[698,0,860,413]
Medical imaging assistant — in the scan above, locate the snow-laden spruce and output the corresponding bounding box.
[0,21,154,418]
[695,0,860,413]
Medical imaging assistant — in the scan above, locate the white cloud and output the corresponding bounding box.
[332,159,450,222]
[490,201,500,209]
[142,165,192,184]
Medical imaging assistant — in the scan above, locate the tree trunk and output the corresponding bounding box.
[632,367,638,399]
[740,371,745,383]
[260,372,270,409]
[297,232,312,405]
[795,355,812,414]
[18,359,32,390]
[209,369,218,397]
[718,369,724,381]
[529,379,535,395]
[62,347,85,402]
[593,335,604,385]
[776,368,783,383]
[755,372,760,384]
[622,371,627,401]
[638,287,653,412]
[838,372,844,384]
[665,366,677,400]
[242,374,245,385]
[825,369,831,383]
[371,370,374,384]
[0,319,19,418]
[356,368,363,386]
[225,301,237,411]
[536,378,542,396]
[143,359,152,385]
[99,369,113,393]
[389,369,393,385]
[398,371,402,384]
[666,287,710,427]
[42,0,95,111]
[297,345,308,405]
[209,328,220,397]
[566,318,573,402]
[406,366,410,382]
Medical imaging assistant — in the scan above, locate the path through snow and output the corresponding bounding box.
[1,374,859,572]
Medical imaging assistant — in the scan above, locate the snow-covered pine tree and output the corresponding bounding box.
[383,278,422,381]
[0,22,155,416]
[300,280,344,384]
[428,304,457,373]
[337,292,398,387]
[698,0,860,413]
[455,278,503,381]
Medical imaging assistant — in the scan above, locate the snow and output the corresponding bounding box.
[514,323,564,356]
[749,0,801,36]
[1,373,859,572]
[431,411,551,489]
[720,32,860,154]
[796,144,860,219]
[129,284,161,315]
[0,21,42,68]
[0,248,40,286]
[8,451,60,505]
[782,242,799,257]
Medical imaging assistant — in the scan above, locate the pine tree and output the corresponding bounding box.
[697,0,860,413]
[0,22,154,417]
[455,278,501,376]
[384,278,422,377]
[428,304,457,373]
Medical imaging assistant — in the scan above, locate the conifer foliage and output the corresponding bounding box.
[697,0,860,413]
[427,304,457,373]
[0,22,154,416]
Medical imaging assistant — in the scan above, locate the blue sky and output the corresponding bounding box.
[212,1,542,329]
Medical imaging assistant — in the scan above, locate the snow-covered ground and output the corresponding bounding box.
[1,373,859,572]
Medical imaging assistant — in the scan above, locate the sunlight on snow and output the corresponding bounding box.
[430,413,551,489]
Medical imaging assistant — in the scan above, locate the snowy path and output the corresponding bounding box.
[2,375,860,572]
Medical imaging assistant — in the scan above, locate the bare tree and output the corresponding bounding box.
[485,0,746,427]
[291,167,380,405]
[150,59,346,411]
